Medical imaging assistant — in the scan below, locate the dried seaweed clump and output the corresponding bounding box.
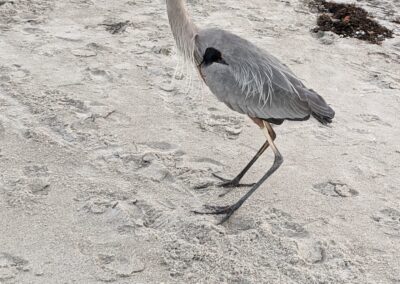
[312,0,393,44]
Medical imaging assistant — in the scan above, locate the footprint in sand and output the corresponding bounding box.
[358,113,391,126]
[71,48,97,58]
[79,241,145,282]
[84,199,145,234]
[77,184,169,234]
[297,240,328,264]
[134,199,178,230]
[0,252,30,282]
[372,208,400,237]
[313,181,359,198]
[96,253,145,279]
[3,169,51,208]
[137,161,174,183]
[13,161,49,186]
[44,115,77,143]
[197,113,244,139]
[82,197,118,215]
[23,164,49,177]
[58,96,88,113]
[0,64,31,82]
[264,208,309,238]
[86,68,114,83]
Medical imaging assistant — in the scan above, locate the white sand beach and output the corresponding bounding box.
[0,0,399,283]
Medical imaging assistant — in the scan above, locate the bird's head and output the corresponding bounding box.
[200,47,229,67]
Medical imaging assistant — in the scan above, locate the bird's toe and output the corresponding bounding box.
[212,173,255,189]
[192,204,232,215]
[192,204,238,224]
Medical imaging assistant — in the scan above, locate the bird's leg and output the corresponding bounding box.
[213,141,269,192]
[193,121,283,224]
[213,120,276,193]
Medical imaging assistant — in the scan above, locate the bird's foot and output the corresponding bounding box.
[193,174,254,196]
[192,204,238,224]
[213,173,255,188]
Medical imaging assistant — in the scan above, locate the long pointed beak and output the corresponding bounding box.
[219,58,229,66]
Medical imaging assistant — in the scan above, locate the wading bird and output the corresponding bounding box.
[166,0,335,224]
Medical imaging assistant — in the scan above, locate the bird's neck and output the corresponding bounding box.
[166,0,198,63]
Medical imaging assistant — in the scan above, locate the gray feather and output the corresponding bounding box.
[196,28,335,123]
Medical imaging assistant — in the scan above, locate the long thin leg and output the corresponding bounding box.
[213,141,269,189]
[193,121,283,224]
[213,126,277,190]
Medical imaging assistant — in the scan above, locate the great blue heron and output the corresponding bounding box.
[166,0,335,224]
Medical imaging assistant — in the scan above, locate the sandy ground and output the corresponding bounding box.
[0,0,399,283]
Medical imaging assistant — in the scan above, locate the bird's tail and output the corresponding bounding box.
[303,88,335,125]
[312,111,333,125]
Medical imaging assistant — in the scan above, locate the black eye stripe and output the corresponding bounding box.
[202,47,225,67]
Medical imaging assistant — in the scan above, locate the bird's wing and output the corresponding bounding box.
[195,28,335,121]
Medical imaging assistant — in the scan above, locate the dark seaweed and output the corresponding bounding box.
[311,0,393,44]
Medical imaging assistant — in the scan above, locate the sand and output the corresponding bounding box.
[0,0,399,283]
